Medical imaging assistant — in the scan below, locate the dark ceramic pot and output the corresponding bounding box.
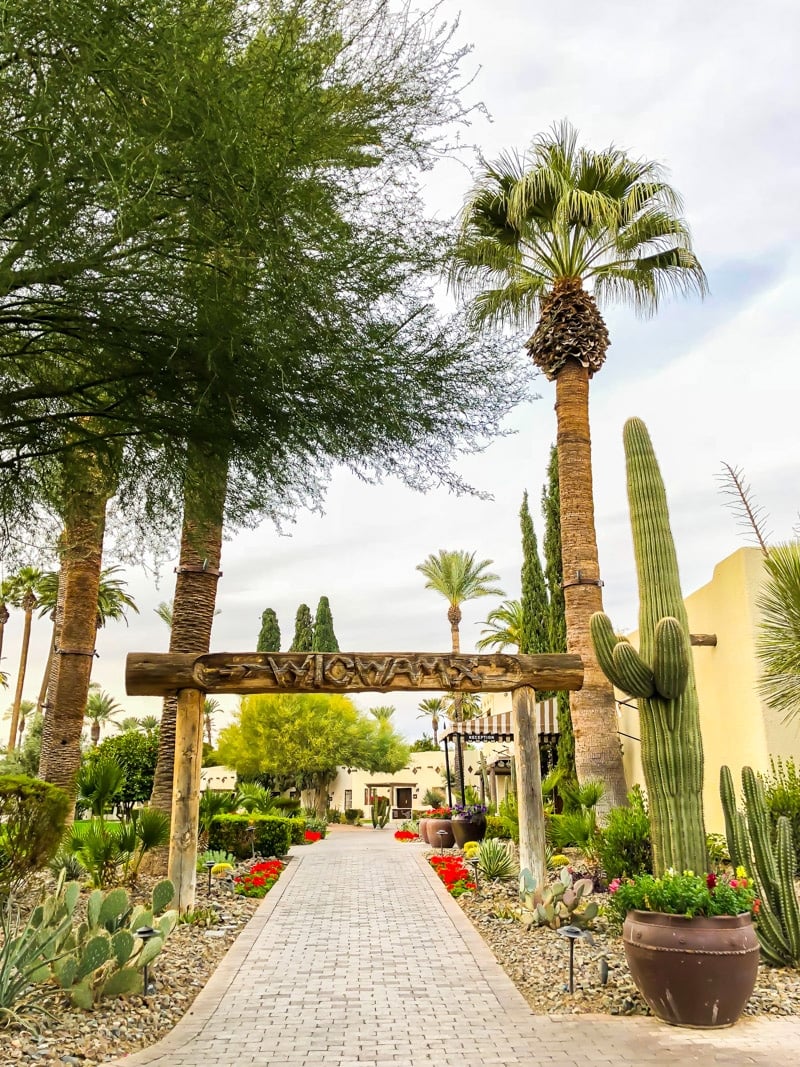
[623,910,759,1028]
[417,818,430,844]
[426,818,454,850]
[451,814,487,849]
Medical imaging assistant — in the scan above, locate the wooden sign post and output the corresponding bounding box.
[127,650,583,910]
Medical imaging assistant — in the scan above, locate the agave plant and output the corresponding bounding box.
[477,838,518,881]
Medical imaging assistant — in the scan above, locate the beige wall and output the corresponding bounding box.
[619,547,800,832]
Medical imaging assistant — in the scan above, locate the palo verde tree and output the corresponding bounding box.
[2,1,527,809]
[312,596,339,653]
[256,609,281,653]
[216,692,409,817]
[450,121,706,807]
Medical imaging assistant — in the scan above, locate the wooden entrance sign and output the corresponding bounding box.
[126,651,583,910]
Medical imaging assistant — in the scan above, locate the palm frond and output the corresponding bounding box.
[718,462,772,554]
[756,543,800,722]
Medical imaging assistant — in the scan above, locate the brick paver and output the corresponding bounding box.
[109,827,800,1066]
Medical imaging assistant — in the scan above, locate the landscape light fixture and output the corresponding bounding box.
[436,829,448,855]
[557,925,595,994]
[466,856,480,894]
[135,926,159,1001]
[246,823,256,859]
[204,859,215,896]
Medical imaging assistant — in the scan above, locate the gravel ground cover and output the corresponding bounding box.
[450,854,800,1019]
[2,871,261,1065]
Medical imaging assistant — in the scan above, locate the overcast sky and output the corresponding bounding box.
[4,0,799,745]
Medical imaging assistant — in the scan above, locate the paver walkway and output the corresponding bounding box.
[111,827,800,1067]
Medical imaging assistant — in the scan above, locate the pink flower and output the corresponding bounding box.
[609,878,621,894]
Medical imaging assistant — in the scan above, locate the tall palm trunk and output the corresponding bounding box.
[149,446,228,824]
[7,590,36,750]
[36,612,57,720]
[447,606,465,802]
[554,359,627,808]
[39,453,114,809]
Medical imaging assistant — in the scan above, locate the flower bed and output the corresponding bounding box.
[304,830,323,843]
[394,830,418,841]
[234,858,284,897]
[429,854,475,898]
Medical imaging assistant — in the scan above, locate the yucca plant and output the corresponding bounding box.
[477,838,518,881]
[235,783,276,814]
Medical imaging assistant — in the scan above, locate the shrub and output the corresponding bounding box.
[199,790,237,839]
[761,757,800,872]
[0,775,70,901]
[304,816,327,837]
[596,788,652,881]
[208,813,292,859]
[286,817,307,845]
[235,782,276,814]
[89,731,159,817]
[272,796,301,812]
[344,808,363,824]
[485,815,511,839]
[326,808,342,823]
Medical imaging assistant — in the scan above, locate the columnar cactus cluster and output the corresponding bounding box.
[590,418,706,875]
[720,765,800,966]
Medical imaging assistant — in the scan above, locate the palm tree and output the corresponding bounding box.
[0,578,11,668]
[417,550,504,657]
[154,601,173,629]
[450,121,706,807]
[476,599,524,652]
[35,567,138,726]
[5,566,41,750]
[117,716,144,733]
[84,685,122,746]
[202,698,222,746]
[369,705,396,723]
[417,696,446,745]
[139,715,160,734]
[756,543,800,721]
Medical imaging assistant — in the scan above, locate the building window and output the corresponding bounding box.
[344,789,352,811]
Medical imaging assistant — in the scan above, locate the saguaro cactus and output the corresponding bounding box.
[590,418,706,875]
[720,764,800,966]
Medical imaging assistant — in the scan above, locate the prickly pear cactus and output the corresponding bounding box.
[518,867,597,930]
[590,418,706,875]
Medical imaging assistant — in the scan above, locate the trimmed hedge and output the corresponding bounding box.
[0,774,71,898]
[208,813,292,858]
[286,817,307,845]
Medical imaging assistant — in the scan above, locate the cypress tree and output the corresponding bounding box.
[519,491,549,655]
[312,596,339,652]
[289,604,314,653]
[256,608,281,653]
[542,445,575,776]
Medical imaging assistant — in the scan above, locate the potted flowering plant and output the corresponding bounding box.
[450,803,488,848]
[607,868,760,1028]
[422,806,454,849]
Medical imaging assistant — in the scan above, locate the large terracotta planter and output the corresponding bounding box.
[418,818,430,844]
[426,818,454,850]
[623,910,759,1028]
[451,815,487,849]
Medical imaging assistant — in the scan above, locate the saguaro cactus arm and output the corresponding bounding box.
[590,614,654,697]
[652,618,690,699]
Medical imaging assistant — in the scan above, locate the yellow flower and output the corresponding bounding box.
[736,865,747,879]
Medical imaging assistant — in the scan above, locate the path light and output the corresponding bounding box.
[557,925,595,994]
[135,926,158,1001]
[204,860,215,896]
[436,829,448,856]
[466,856,480,895]
[246,823,256,859]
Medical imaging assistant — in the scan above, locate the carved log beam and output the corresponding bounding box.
[690,634,717,647]
[126,651,583,697]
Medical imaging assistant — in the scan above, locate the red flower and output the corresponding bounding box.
[706,872,717,889]
[753,898,761,915]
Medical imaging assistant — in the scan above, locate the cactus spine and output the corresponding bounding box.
[720,764,800,966]
[590,418,706,875]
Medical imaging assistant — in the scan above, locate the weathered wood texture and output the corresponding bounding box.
[126,651,583,697]
[168,688,204,912]
[689,633,718,647]
[513,686,548,889]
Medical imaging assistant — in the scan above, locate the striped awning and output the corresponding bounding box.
[440,698,559,742]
